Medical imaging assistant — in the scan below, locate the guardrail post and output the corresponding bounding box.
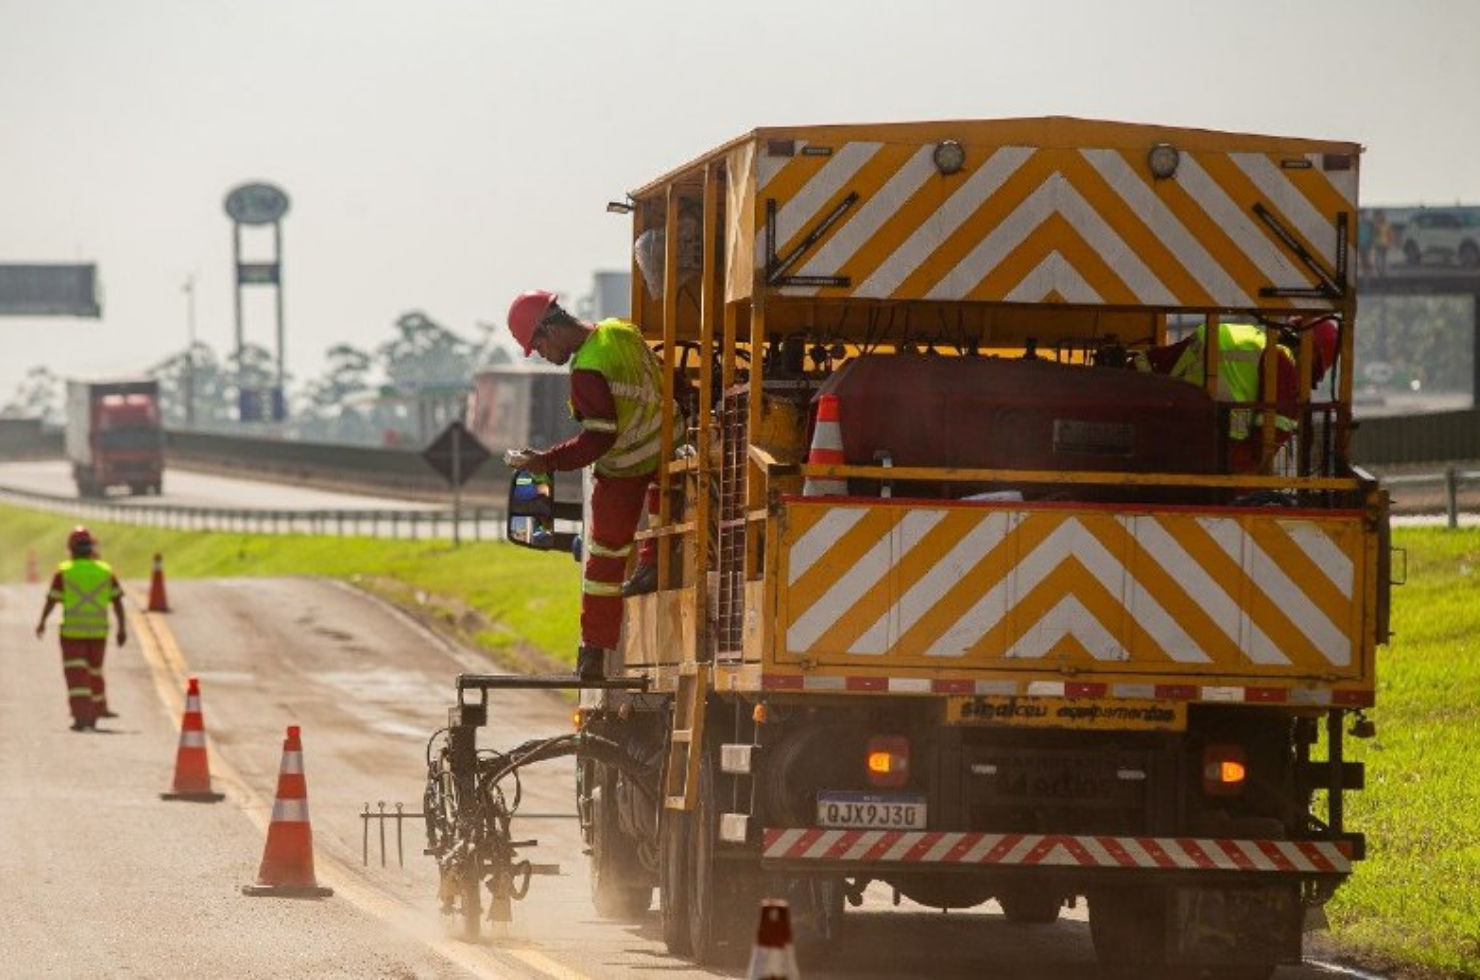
[337,511,345,537]
[1446,466,1459,530]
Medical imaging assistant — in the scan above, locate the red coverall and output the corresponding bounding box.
[543,370,660,651]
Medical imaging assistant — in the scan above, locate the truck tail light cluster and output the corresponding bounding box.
[1202,744,1248,796]
[866,735,911,788]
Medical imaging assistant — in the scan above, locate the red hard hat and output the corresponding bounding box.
[507,289,559,357]
[67,526,95,554]
[1310,317,1340,376]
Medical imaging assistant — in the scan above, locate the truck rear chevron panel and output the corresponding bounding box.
[780,503,1364,674]
[755,141,1357,309]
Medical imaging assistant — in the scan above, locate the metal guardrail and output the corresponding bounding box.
[1379,467,1480,529]
[0,484,507,542]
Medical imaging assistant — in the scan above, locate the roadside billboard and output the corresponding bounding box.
[0,264,102,317]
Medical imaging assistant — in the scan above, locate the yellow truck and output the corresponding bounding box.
[484,117,1388,976]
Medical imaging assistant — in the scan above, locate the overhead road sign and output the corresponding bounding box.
[0,264,102,317]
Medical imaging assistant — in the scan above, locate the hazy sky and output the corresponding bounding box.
[3,0,1478,402]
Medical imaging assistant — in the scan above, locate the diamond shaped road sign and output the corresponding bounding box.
[421,421,491,487]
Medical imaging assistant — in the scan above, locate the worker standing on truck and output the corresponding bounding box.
[34,527,127,731]
[1139,318,1337,472]
[503,290,674,681]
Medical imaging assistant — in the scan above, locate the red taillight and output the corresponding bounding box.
[866,735,911,788]
[1202,744,1247,796]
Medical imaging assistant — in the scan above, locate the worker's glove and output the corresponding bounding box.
[504,448,535,469]
[34,623,45,640]
[503,448,548,472]
[116,627,127,647]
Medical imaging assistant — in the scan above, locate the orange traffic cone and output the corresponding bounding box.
[802,394,848,496]
[160,677,225,802]
[242,725,334,898]
[147,552,170,612]
[746,899,801,979]
[25,549,40,584]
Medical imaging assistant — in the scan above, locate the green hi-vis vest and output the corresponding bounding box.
[1169,322,1295,441]
[54,558,119,639]
[570,319,681,478]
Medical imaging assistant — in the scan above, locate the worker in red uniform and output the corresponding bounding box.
[504,290,679,681]
[34,527,127,731]
[1140,316,1339,472]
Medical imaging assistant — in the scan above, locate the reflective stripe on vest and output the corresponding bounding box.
[58,559,117,639]
[570,319,681,478]
[1169,322,1294,439]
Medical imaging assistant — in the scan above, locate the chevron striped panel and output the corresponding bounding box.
[779,501,1365,675]
[754,140,1356,310]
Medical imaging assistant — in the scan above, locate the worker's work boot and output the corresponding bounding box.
[576,645,606,682]
[622,562,658,596]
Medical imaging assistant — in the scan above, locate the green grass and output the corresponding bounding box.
[0,504,582,667]
[3,505,1478,974]
[1327,526,1480,978]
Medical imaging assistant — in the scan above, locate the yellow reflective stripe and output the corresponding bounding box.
[583,580,624,597]
[587,540,632,559]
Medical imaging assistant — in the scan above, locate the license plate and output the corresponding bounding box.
[816,791,927,830]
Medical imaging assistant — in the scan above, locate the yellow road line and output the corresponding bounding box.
[127,599,584,980]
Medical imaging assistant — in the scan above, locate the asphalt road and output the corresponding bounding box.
[0,578,1379,979]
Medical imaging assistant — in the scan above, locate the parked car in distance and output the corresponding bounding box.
[1401,208,1480,268]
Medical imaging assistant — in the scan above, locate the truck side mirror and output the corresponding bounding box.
[507,470,583,555]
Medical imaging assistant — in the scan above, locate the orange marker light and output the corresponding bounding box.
[1202,744,1247,796]
[866,735,911,788]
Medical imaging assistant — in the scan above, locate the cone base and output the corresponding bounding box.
[242,883,334,898]
[160,790,226,802]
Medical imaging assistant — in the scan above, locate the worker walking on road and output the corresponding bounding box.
[34,527,127,731]
[503,290,679,681]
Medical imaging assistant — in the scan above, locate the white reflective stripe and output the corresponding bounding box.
[757,142,883,261]
[1132,515,1283,664]
[840,831,886,861]
[62,658,88,668]
[788,508,869,584]
[272,798,311,823]
[788,524,898,651]
[834,511,946,655]
[1231,153,1339,267]
[587,540,632,559]
[853,510,1010,655]
[1112,683,1156,699]
[1007,596,1124,661]
[1201,517,1350,666]
[1081,148,1253,307]
[584,580,624,597]
[1176,154,1321,309]
[928,175,1175,305]
[758,140,806,190]
[178,730,206,748]
[1026,681,1065,697]
[1002,251,1103,304]
[886,677,930,693]
[789,144,940,297]
[582,418,617,433]
[278,751,303,775]
[801,675,845,692]
[1202,687,1244,702]
[1279,520,1354,596]
[974,680,1017,696]
[859,146,1035,298]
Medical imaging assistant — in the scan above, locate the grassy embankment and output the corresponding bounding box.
[1,504,1476,976]
[0,504,582,668]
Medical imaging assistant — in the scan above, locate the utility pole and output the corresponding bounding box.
[183,275,197,426]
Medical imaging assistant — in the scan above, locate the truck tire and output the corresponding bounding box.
[1089,887,1166,978]
[589,770,652,921]
[998,887,1063,924]
[686,750,755,964]
[659,805,691,955]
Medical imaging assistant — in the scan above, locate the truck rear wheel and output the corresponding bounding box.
[686,751,755,964]
[589,769,652,921]
[1089,887,1166,977]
